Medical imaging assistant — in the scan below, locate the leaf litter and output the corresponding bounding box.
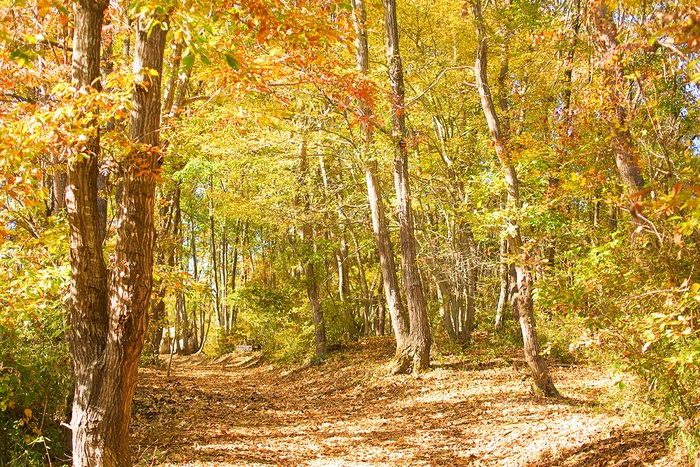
[131,337,672,466]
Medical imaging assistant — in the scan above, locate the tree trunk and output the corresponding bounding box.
[495,236,508,330]
[383,0,431,374]
[462,224,477,344]
[377,293,386,336]
[162,40,183,113]
[352,0,409,349]
[306,260,327,357]
[208,178,221,328]
[296,139,327,358]
[591,2,645,194]
[364,163,410,343]
[150,298,165,354]
[431,266,458,343]
[191,219,199,280]
[67,2,111,465]
[51,159,66,215]
[472,0,558,397]
[148,188,179,355]
[221,229,229,331]
[229,226,239,327]
[176,293,190,354]
[69,4,168,465]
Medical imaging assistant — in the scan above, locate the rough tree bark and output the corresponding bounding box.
[383,0,431,373]
[471,0,558,397]
[352,0,410,349]
[68,3,168,465]
[67,1,111,464]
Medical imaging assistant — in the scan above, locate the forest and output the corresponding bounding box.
[0,0,699,465]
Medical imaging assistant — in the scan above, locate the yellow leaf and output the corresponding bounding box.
[692,283,700,293]
[24,408,32,419]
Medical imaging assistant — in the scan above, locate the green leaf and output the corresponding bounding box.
[199,54,212,66]
[224,54,239,70]
[181,53,195,71]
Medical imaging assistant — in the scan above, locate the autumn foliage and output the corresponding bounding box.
[1,0,700,465]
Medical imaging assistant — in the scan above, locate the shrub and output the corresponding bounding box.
[0,224,72,466]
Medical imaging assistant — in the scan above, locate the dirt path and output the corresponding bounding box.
[131,338,671,466]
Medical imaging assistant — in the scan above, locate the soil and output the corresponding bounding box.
[131,337,673,466]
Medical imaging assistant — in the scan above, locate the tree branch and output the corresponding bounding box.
[406,66,475,106]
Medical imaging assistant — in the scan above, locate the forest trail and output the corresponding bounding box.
[131,338,670,467]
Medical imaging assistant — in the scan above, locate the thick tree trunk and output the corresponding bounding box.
[383,0,431,374]
[69,5,167,465]
[67,2,111,465]
[352,0,409,349]
[472,0,558,397]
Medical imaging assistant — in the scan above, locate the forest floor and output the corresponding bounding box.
[131,336,673,467]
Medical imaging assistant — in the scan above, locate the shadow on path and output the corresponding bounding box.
[131,339,672,466]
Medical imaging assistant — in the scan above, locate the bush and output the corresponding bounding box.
[537,227,700,458]
[0,223,72,466]
[222,284,314,363]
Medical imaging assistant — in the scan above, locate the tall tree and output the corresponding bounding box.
[383,0,432,373]
[67,0,111,462]
[471,0,558,397]
[590,0,646,195]
[68,3,168,465]
[351,0,409,350]
[297,138,327,358]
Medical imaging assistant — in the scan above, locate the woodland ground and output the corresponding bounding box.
[131,336,673,467]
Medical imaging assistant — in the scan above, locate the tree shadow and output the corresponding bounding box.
[132,347,670,467]
[526,428,669,467]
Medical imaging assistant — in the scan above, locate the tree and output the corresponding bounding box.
[470,0,558,397]
[590,0,645,196]
[383,0,432,373]
[67,2,168,465]
[351,0,410,352]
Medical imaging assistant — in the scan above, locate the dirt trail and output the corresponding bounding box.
[131,338,671,466]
